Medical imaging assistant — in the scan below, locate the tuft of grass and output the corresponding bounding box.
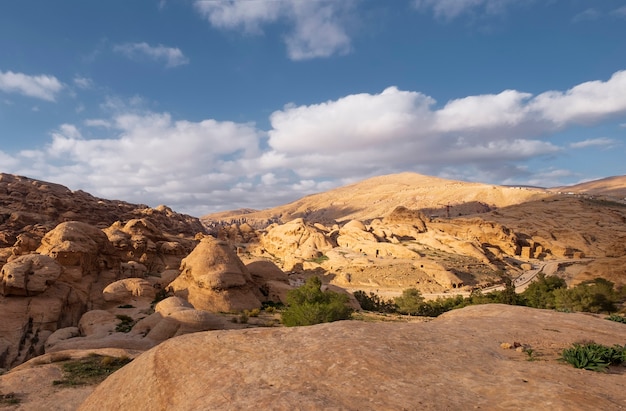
[52,354,132,386]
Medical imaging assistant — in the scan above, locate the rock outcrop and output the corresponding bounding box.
[78,304,626,411]
[256,218,334,269]
[169,237,263,312]
[0,254,62,296]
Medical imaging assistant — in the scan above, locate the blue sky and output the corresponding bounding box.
[1,0,625,216]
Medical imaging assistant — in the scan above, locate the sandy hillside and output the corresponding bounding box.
[202,172,552,225]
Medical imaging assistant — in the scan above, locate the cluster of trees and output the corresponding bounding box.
[279,274,625,327]
[355,274,625,317]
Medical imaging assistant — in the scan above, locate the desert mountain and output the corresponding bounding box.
[551,175,626,198]
[202,172,626,228]
[202,172,554,227]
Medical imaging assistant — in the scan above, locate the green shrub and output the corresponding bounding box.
[560,342,626,372]
[554,278,619,314]
[394,288,424,315]
[521,273,566,309]
[282,276,353,327]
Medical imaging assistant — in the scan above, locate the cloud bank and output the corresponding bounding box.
[4,70,626,216]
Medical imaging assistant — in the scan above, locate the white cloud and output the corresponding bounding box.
[73,76,93,89]
[434,90,532,132]
[0,70,63,101]
[194,0,282,33]
[529,70,626,126]
[569,138,616,149]
[113,42,189,68]
[412,0,528,20]
[194,0,353,60]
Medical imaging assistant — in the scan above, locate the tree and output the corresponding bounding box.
[282,276,353,327]
[554,278,619,313]
[522,273,566,309]
[394,288,424,315]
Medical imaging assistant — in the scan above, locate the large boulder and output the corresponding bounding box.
[102,278,156,303]
[168,237,263,312]
[36,221,116,278]
[1,254,62,296]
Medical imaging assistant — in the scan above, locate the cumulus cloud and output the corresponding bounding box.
[412,0,529,20]
[194,0,353,60]
[0,70,63,101]
[113,42,189,67]
[529,70,626,126]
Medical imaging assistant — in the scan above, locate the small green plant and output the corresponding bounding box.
[238,312,249,324]
[560,342,626,372]
[523,347,537,361]
[606,314,626,324]
[307,254,329,264]
[52,354,132,386]
[115,314,135,333]
[264,306,276,314]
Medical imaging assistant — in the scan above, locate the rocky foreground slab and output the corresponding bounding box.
[46,304,622,410]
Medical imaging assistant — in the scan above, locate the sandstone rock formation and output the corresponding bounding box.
[169,237,263,312]
[0,254,62,296]
[256,218,335,269]
[0,174,208,369]
[78,304,626,411]
[245,259,292,304]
